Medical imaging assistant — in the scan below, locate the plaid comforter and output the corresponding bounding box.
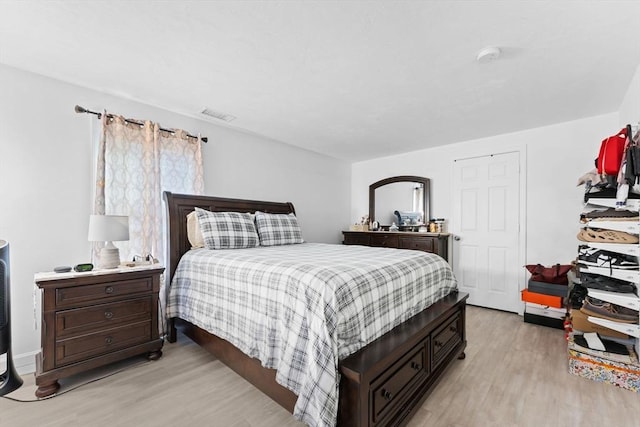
[166,242,457,427]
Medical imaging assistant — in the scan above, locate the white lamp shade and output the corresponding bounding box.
[88,215,130,242]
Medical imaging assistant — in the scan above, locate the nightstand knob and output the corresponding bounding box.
[105,336,113,345]
[104,311,113,319]
[105,286,114,294]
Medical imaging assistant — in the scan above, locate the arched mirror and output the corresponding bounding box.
[369,176,430,231]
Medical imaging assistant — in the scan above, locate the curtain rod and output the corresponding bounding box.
[74,105,208,143]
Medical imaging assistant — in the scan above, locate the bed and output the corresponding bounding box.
[164,192,467,427]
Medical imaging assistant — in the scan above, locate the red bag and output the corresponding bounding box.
[597,128,628,175]
[525,264,572,285]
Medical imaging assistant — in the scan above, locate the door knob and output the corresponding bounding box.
[454,235,461,241]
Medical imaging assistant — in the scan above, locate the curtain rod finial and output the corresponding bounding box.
[74,105,86,114]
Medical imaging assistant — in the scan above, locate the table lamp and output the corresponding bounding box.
[88,215,129,269]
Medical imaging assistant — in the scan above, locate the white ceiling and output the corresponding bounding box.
[1,1,639,161]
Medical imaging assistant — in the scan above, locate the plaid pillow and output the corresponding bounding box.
[195,208,259,250]
[255,211,304,246]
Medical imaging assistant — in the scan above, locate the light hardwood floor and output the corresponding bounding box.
[2,306,637,427]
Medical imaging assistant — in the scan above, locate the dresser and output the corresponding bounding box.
[342,231,450,262]
[34,265,164,398]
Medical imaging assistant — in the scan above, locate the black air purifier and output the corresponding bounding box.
[0,239,23,395]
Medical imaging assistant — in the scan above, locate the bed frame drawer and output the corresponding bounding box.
[338,292,468,427]
[371,344,426,423]
[431,313,463,370]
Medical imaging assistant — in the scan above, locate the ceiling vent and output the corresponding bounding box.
[200,108,236,122]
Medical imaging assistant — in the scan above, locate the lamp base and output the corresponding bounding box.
[98,244,120,269]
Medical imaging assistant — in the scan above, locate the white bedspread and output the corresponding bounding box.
[166,242,457,427]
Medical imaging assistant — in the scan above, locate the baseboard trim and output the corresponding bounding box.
[8,350,38,375]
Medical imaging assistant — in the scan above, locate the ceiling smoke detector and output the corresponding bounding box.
[201,108,236,122]
[476,46,501,63]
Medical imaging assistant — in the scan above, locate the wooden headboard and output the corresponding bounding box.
[163,191,296,282]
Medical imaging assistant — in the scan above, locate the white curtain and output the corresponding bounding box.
[94,114,204,332]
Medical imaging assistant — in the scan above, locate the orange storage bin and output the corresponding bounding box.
[521,289,563,308]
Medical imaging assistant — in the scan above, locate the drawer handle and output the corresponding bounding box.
[105,286,114,294]
[411,361,422,371]
[104,311,114,319]
[381,389,393,401]
[449,325,457,333]
[105,336,113,345]
[434,340,443,348]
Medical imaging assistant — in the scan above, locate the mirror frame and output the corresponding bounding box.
[369,175,430,227]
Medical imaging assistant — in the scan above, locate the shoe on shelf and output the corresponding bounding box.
[577,227,639,243]
[577,246,639,270]
[580,273,637,293]
[580,296,639,324]
[581,207,639,221]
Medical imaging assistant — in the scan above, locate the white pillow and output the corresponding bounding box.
[186,211,205,249]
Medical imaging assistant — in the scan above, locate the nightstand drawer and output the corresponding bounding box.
[55,277,153,307]
[56,297,153,338]
[55,321,152,367]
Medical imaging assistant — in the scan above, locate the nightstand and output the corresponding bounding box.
[34,264,164,398]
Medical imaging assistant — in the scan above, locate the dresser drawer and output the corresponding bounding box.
[431,313,463,369]
[371,344,426,423]
[398,236,435,252]
[343,232,371,246]
[55,321,152,367]
[370,234,399,248]
[55,277,154,308]
[56,297,152,338]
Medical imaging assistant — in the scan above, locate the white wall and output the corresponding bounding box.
[352,113,620,271]
[619,63,640,125]
[0,64,350,373]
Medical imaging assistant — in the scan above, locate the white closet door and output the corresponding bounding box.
[452,152,521,313]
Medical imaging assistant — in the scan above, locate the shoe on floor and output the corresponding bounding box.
[577,246,639,270]
[580,296,639,323]
[580,273,637,293]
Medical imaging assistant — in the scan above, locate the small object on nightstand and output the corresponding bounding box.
[389,222,399,232]
[53,266,72,273]
[73,263,93,272]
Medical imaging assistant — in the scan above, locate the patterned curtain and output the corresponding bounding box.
[94,114,204,332]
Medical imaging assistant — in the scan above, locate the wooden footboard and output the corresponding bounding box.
[338,291,467,427]
[170,291,467,427]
